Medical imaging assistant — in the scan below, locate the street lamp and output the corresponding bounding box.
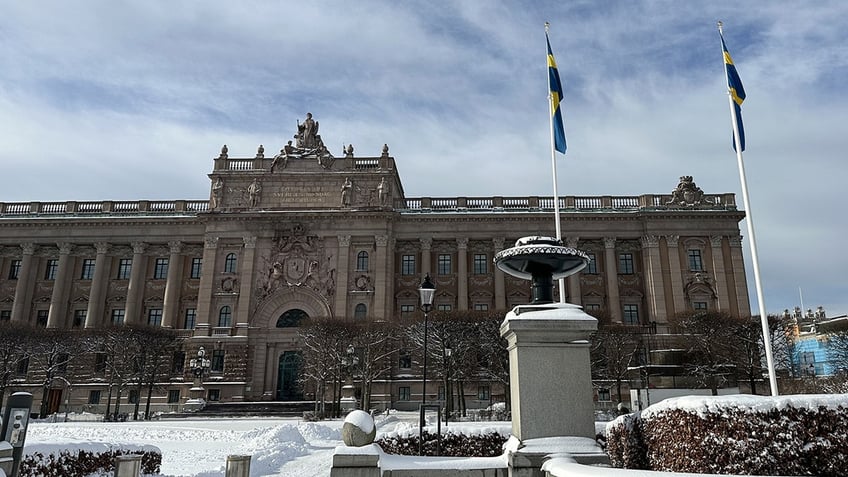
[341,344,360,410]
[189,347,211,398]
[444,346,452,426]
[418,273,435,454]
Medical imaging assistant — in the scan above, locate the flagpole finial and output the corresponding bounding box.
[545,21,550,32]
[717,20,724,34]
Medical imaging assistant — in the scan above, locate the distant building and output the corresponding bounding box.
[0,114,752,415]
[785,306,848,377]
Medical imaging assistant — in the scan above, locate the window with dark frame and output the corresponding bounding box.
[694,301,708,311]
[44,259,58,280]
[398,386,411,401]
[401,255,415,275]
[437,254,451,275]
[167,390,181,403]
[398,351,411,369]
[356,251,369,271]
[586,253,597,274]
[598,388,611,402]
[184,308,197,329]
[117,258,132,279]
[95,353,107,374]
[36,310,48,327]
[88,390,101,404]
[211,350,225,372]
[473,253,487,274]
[618,253,634,274]
[153,258,169,279]
[224,253,238,273]
[0,310,10,322]
[190,258,202,279]
[73,310,86,328]
[57,353,69,374]
[172,351,185,374]
[400,304,415,318]
[80,259,95,280]
[111,309,125,325]
[148,308,163,326]
[354,304,367,320]
[8,260,21,280]
[473,303,489,311]
[218,306,232,327]
[437,304,452,312]
[623,304,639,325]
[16,357,28,375]
[207,389,221,401]
[128,389,140,404]
[688,249,704,271]
[477,385,490,400]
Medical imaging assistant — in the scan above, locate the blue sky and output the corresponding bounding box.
[1,1,846,317]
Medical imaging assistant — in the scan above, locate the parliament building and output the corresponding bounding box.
[0,115,750,414]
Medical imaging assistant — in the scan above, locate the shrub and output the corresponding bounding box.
[19,449,161,477]
[376,431,508,457]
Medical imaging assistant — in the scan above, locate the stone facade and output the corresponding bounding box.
[0,121,750,413]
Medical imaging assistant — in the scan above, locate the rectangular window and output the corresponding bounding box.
[207,389,221,401]
[16,357,28,375]
[398,352,411,369]
[437,304,452,312]
[473,303,489,311]
[618,253,634,274]
[598,388,611,402]
[401,255,416,275]
[95,353,107,373]
[398,386,411,401]
[400,304,415,318]
[45,259,58,280]
[184,308,197,329]
[190,258,202,279]
[438,385,445,401]
[586,253,597,274]
[623,304,639,325]
[57,353,69,374]
[473,254,487,275]
[0,310,10,322]
[73,310,86,328]
[147,308,163,326]
[111,309,125,325]
[117,259,132,279]
[167,390,181,404]
[688,249,704,271]
[211,350,225,372]
[128,389,139,404]
[80,259,95,280]
[88,390,101,405]
[153,258,169,280]
[172,351,185,374]
[693,301,708,311]
[584,304,601,312]
[477,385,490,401]
[8,260,21,280]
[437,254,452,275]
[36,310,48,327]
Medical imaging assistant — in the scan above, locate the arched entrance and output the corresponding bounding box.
[277,351,303,401]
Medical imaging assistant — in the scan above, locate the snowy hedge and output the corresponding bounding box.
[606,394,848,476]
[20,449,161,477]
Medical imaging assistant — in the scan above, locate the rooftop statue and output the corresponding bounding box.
[296,112,319,149]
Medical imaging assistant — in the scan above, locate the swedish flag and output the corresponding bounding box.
[547,33,567,154]
[721,32,746,152]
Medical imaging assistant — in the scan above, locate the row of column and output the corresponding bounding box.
[7,241,194,329]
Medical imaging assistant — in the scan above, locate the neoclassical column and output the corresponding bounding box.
[162,241,184,328]
[565,236,582,305]
[710,235,731,312]
[11,243,36,323]
[664,235,686,315]
[194,236,219,336]
[493,238,506,310]
[419,237,432,276]
[728,235,751,317]
[124,241,147,325]
[85,242,111,328]
[47,243,74,328]
[603,237,622,322]
[334,235,351,318]
[457,237,468,311]
[373,235,389,321]
[236,236,257,329]
[640,235,666,323]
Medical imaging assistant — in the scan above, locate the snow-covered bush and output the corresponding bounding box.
[376,430,507,457]
[606,394,848,476]
[20,449,161,477]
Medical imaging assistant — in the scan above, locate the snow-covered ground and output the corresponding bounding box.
[24,412,512,477]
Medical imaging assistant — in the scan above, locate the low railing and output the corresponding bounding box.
[401,193,736,212]
[0,200,210,217]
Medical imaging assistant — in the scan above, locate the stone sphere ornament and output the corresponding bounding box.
[341,410,377,446]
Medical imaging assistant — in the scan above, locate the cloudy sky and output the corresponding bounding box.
[2,1,846,317]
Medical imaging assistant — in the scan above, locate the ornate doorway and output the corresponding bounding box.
[276,351,303,401]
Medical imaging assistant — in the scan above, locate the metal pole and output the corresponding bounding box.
[419,310,428,455]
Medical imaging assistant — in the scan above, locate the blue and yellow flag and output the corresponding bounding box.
[547,33,567,154]
[721,32,746,152]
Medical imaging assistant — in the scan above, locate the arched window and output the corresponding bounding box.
[224,253,238,273]
[218,306,232,327]
[276,309,309,328]
[354,304,367,320]
[356,251,369,271]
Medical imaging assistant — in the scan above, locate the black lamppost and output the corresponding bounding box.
[342,344,360,408]
[444,346,452,426]
[418,273,435,454]
[189,347,211,400]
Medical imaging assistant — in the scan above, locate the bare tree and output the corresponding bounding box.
[671,310,741,395]
[351,322,399,411]
[298,318,351,417]
[28,328,82,417]
[591,322,641,404]
[128,325,180,420]
[0,322,35,406]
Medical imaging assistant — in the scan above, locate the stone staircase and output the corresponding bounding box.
[161,401,316,419]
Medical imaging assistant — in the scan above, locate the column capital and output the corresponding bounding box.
[664,234,680,247]
[21,243,36,255]
[492,237,505,251]
[420,237,432,250]
[375,234,389,247]
[337,235,351,247]
[709,235,724,248]
[131,241,148,254]
[565,236,580,248]
[728,235,744,248]
[603,237,616,249]
[204,236,219,249]
[640,235,660,248]
[57,242,74,255]
[168,240,183,254]
[94,242,110,254]
[242,236,257,249]
[456,237,468,249]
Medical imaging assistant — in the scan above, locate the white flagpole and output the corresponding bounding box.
[545,22,567,303]
[718,21,778,396]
